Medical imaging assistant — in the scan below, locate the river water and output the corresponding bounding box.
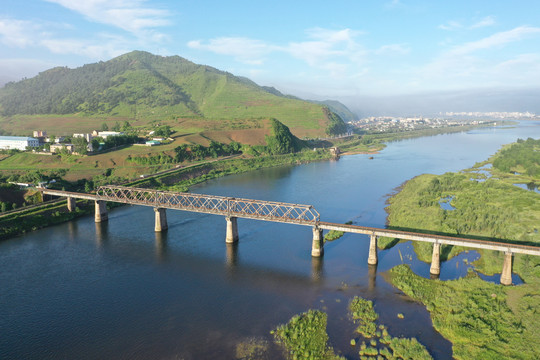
[2,121,540,360]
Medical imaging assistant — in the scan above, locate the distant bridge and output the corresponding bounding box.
[41,185,540,286]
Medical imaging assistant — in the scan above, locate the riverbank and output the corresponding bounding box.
[384,139,540,359]
[336,121,500,156]
[0,149,333,240]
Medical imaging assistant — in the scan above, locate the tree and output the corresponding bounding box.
[101,122,109,131]
[84,180,93,193]
[122,120,131,131]
[91,138,102,152]
[154,125,172,137]
[72,136,88,155]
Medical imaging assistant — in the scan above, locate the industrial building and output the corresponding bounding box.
[0,136,40,151]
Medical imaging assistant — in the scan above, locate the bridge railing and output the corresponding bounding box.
[96,185,320,224]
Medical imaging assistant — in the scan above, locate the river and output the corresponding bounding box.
[1,121,540,359]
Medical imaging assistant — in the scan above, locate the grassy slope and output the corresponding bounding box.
[0,51,333,141]
[386,143,540,359]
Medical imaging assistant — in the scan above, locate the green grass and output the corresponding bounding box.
[389,264,540,359]
[272,309,344,360]
[0,199,93,240]
[385,139,540,359]
[386,172,540,263]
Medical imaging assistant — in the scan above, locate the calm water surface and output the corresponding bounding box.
[2,121,540,359]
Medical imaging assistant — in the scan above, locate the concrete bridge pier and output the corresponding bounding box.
[368,234,378,265]
[67,197,77,212]
[430,242,441,276]
[500,251,513,286]
[94,200,108,223]
[311,227,324,257]
[226,216,239,243]
[154,208,168,232]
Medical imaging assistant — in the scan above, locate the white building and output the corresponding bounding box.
[0,136,40,151]
[73,133,93,142]
[92,130,123,139]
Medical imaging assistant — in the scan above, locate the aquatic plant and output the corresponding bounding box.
[348,296,379,338]
[272,309,344,360]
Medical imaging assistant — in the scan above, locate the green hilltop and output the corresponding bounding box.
[0,51,348,139]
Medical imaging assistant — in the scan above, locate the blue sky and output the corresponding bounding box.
[1,0,540,100]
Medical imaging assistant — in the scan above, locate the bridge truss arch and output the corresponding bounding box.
[96,185,320,225]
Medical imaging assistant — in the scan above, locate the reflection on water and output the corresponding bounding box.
[154,231,168,262]
[226,242,238,268]
[368,264,377,292]
[478,272,524,285]
[438,196,456,211]
[94,221,109,248]
[67,221,78,240]
[513,182,540,193]
[311,256,324,282]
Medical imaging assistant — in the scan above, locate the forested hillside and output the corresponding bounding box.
[0,51,347,138]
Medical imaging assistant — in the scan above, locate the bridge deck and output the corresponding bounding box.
[41,187,540,256]
[318,221,540,256]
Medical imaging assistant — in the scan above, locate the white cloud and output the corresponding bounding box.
[385,0,403,10]
[287,28,363,68]
[438,21,463,31]
[0,16,134,60]
[470,16,496,29]
[375,44,410,55]
[40,37,130,59]
[439,16,496,31]
[405,26,540,92]
[493,53,540,81]
[188,27,367,79]
[44,0,171,37]
[449,26,540,55]
[0,18,38,47]
[187,38,273,65]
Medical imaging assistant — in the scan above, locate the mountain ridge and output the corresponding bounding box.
[0,51,348,139]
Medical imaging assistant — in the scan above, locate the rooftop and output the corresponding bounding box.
[0,136,38,141]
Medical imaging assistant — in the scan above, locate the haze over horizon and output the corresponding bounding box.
[1,0,539,115]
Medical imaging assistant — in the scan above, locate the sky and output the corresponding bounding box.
[1,0,540,113]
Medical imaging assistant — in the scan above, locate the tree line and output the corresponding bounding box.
[493,137,540,177]
[129,141,242,165]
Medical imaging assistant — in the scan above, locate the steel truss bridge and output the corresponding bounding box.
[41,185,540,256]
[41,185,540,285]
[43,185,320,225]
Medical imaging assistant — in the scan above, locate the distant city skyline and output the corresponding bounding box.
[1,0,540,114]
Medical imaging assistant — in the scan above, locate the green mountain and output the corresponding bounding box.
[0,51,346,138]
[310,99,358,123]
[258,85,358,123]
